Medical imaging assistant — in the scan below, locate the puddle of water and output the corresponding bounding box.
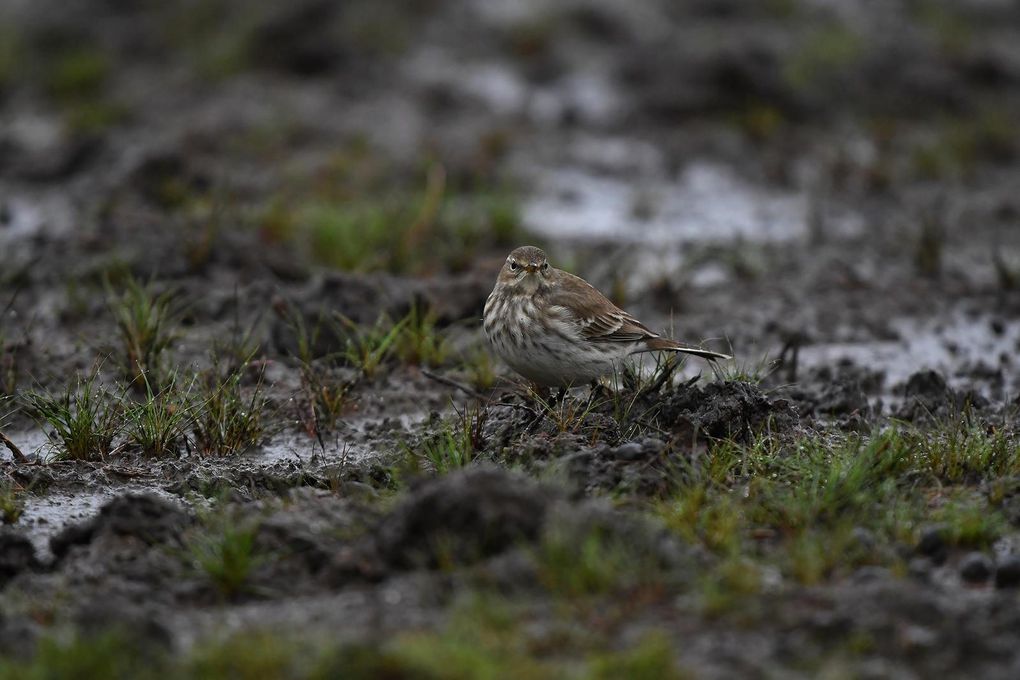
[799,312,1020,401]
[18,491,114,559]
[532,71,626,126]
[0,197,45,243]
[0,429,53,463]
[257,430,326,465]
[16,486,187,560]
[406,50,528,117]
[405,47,624,126]
[257,412,428,465]
[0,191,75,251]
[523,161,809,244]
[6,412,433,559]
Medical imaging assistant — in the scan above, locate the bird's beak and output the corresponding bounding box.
[524,263,540,273]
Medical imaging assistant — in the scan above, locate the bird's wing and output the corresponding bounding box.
[546,271,659,344]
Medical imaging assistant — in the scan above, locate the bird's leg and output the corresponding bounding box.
[523,385,567,433]
[542,386,567,419]
[529,383,550,404]
[583,381,597,413]
[591,378,611,397]
[553,387,567,405]
[521,383,550,433]
[528,383,568,409]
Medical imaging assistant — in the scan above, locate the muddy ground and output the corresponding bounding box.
[2,0,1020,677]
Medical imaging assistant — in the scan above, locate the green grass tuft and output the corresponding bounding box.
[394,306,449,368]
[256,152,524,276]
[652,424,1020,597]
[914,213,943,278]
[931,493,1008,549]
[338,314,406,379]
[537,521,665,598]
[912,111,1017,180]
[107,277,181,387]
[26,371,120,461]
[0,631,161,680]
[0,28,19,92]
[410,405,486,475]
[531,389,606,437]
[461,348,498,392]
[783,23,863,92]
[0,337,15,397]
[187,512,263,600]
[43,47,109,100]
[187,630,304,680]
[696,555,763,617]
[0,477,25,524]
[277,305,353,439]
[589,633,690,680]
[993,251,1020,291]
[912,419,1019,482]
[37,41,127,134]
[709,353,772,384]
[125,371,193,458]
[192,364,267,456]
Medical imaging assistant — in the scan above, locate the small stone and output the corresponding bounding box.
[0,531,39,585]
[908,557,931,582]
[341,481,378,501]
[916,524,947,561]
[899,624,938,650]
[851,527,875,549]
[959,552,992,583]
[611,442,644,461]
[994,555,1020,588]
[851,566,889,583]
[903,371,948,399]
[641,438,665,455]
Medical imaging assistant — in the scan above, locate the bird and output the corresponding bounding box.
[483,245,730,389]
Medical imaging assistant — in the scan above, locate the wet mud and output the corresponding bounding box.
[2,0,1020,677]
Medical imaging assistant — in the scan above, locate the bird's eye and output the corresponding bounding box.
[541,262,549,271]
[508,261,518,271]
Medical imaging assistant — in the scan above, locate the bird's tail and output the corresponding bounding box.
[641,337,731,362]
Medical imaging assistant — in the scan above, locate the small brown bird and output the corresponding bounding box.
[483,246,730,388]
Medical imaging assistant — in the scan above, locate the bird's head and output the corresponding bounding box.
[498,246,551,289]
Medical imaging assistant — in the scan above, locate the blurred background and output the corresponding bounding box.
[4,4,1020,671]
[1,0,1019,395]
